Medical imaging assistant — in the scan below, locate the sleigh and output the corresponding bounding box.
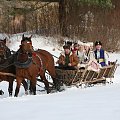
[55,61,118,87]
[0,60,118,94]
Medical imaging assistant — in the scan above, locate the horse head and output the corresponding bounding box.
[15,35,33,68]
[20,34,33,54]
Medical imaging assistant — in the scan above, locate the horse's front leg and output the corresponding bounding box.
[30,78,37,95]
[14,77,23,97]
[22,80,28,95]
[8,79,14,97]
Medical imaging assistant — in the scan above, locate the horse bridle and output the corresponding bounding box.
[21,41,43,69]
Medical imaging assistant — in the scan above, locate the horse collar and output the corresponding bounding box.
[14,50,32,68]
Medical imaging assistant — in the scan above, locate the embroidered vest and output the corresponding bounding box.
[94,49,106,67]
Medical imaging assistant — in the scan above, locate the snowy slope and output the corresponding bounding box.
[0,34,120,120]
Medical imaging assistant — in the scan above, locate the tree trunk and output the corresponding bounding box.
[59,0,68,37]
[22,13,27,32]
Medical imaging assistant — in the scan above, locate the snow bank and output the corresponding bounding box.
[0,33,120,120]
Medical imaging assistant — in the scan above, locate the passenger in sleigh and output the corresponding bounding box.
[94,41,109,67]
[77,42,101,72]
[56,45,79,70]
[72,42,79,55]
[74,42,89,69]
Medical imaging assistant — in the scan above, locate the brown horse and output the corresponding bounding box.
[0,38,28,96]
[14,35,60,97]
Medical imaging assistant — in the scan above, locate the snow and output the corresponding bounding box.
[0,34,120,120]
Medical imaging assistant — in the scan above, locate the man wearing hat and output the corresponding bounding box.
[56,45,79,70]
[94,41,107,67]
[65,41,73,51]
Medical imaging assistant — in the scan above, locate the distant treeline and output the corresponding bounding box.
[0,0,120,51]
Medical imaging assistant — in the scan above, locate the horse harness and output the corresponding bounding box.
[15,50,44,73]
[32,52,44,72]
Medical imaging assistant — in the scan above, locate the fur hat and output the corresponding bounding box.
[66,41,72,46]
[84,43,90,47]
[88,42,93,46]
[63,45,70,49]
[95,41,102,46]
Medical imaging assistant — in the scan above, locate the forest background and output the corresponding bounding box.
[0,0,120,51]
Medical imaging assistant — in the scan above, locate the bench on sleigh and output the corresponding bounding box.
[55,61,118,87]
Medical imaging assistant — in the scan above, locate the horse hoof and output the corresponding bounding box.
[0,90,4,95]
[47,90,50,94]
[25,90,29,95]
[14,94,18,97]
[9,94,12,97]
[9,92,12,97]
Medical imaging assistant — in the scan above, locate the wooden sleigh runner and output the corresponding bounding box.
[55,60,118,88]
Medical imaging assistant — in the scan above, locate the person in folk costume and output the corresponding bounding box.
[56,45,79,70]
[94,41,108,67]
[73,42,88,61]
[72,43,79,56]
[72,42,88,69]
[87,42,95,61]
[85,42,101,72]
[84,43,91,62]
[78,43,88,64]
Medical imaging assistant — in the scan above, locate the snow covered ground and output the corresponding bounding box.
[0,34,120,120]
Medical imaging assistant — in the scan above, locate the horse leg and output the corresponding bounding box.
[30,79,36,95]
[22,80,28,95]
[32,84,36,95]
[47,69,61,91]
[29,81,34,95]
[40,74,50,94]
[8,79,14,97]
[14,77,23,97]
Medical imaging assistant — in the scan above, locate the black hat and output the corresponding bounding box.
[63,45,70,49]
[95,41,102,46]
[74,42,79,47]
[66,41,72,46]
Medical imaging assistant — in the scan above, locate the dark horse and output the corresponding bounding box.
[14,35,60,97]
[0,38,28,96]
